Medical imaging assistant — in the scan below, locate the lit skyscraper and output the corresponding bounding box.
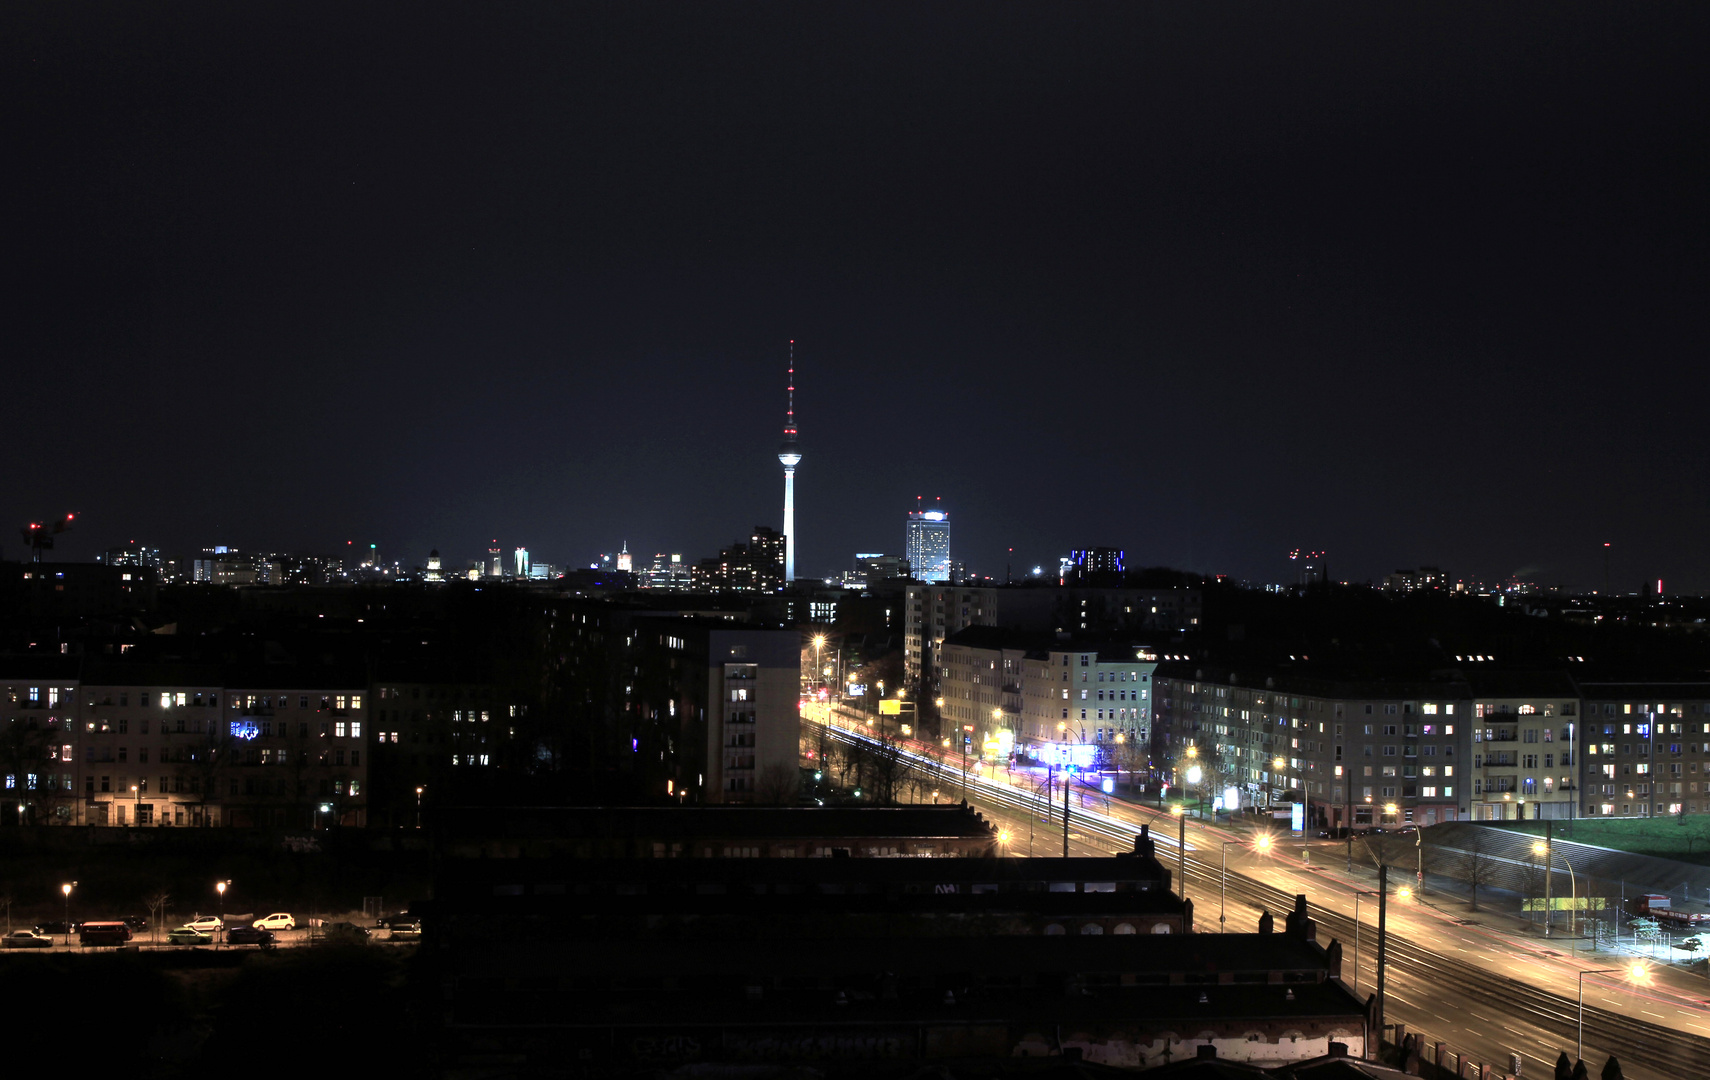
[777,341,801,583]
[906,499,951,583]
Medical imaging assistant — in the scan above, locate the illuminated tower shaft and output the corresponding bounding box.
[777,341,802,584]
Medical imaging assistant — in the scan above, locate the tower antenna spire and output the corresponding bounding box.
[785,340,797,440]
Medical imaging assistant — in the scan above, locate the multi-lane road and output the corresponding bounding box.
[812,710,1710,1079]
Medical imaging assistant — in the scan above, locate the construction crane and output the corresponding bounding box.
[19,513,75,562]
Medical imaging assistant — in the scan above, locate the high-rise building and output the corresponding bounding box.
[514,547,530,578]
[905,501,951,583]
[1062,548,1124,584]
[616,542,633,573]
[489,546,503,579]
[425,549,445,583]
[841,553,911,588]
[644,553,692,591]
[98,545,162,570]
[776,341,801,583]
[692,527,785,593]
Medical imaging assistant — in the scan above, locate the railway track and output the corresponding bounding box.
[816,719,1710,1073]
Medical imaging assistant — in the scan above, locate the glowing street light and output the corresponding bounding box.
[1351,889,1377,991]
[1533,839,1579,943]
[61,882,75,945]
[216,880,229,946]
[1220,834,1273,931]
[1171,804,1187,888]
[1578,965,1649,1060]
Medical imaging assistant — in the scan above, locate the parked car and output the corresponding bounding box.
[168,927,213,946]
[1,930,53,949]
[183,916,223,932]
[387,919,421,942]
[33,920,74,936]
[253,913,296,931]
[121,915,150,931]
[78,921,133,947]
[321,921,370,943]
[226,927,276,947]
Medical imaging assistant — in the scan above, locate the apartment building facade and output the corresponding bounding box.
[1577,682,1710,819]
[1152,665,1474,828]
[1464,673,1579,822]
[2,661,369,828]
[905,583,1198,703]
[936,628,1156,770]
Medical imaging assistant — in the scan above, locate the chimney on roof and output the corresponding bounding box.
[1196,1044,1218,1060]
[1329,1042,1349,1059]
[1133,824,1155,858]
[1284,894,1317,941]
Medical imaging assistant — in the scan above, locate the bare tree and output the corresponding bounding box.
[753,762,799,805]
[866,737,907,806]
[1462,831,1497,912]
[0,717,65,824]
[145,889,172,944]
[177,723,238,826]
[0,891,13,934]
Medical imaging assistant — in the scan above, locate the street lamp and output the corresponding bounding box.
[1186,765,1203,820]
[1221,834,1273,931]
[61,882,75,945]
[811,634,826,696]
[132,784,141,826]
[415,785,424,830]
[1351,890,1377,991]
[216,880,229,946]
[1578,965,1647,1060]
[1270,756,1286,812]
[961,724,975,800]
[1533,839,1579,945]
[1171,804,1187,892]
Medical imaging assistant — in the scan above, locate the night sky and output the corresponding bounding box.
[8,5,1707,590]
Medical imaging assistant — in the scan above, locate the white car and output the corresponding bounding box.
[253,913,296,931]
[184,916,223,932]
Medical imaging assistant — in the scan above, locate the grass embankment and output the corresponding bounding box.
[1489,817,1710,867]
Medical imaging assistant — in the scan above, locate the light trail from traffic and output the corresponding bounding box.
[812,712,1707,1078]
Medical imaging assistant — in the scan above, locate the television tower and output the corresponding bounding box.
[777,341,802,583]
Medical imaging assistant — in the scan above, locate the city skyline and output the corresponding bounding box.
[8,6,1707,591]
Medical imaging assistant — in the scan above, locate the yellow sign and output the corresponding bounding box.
[879,700,901,715]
